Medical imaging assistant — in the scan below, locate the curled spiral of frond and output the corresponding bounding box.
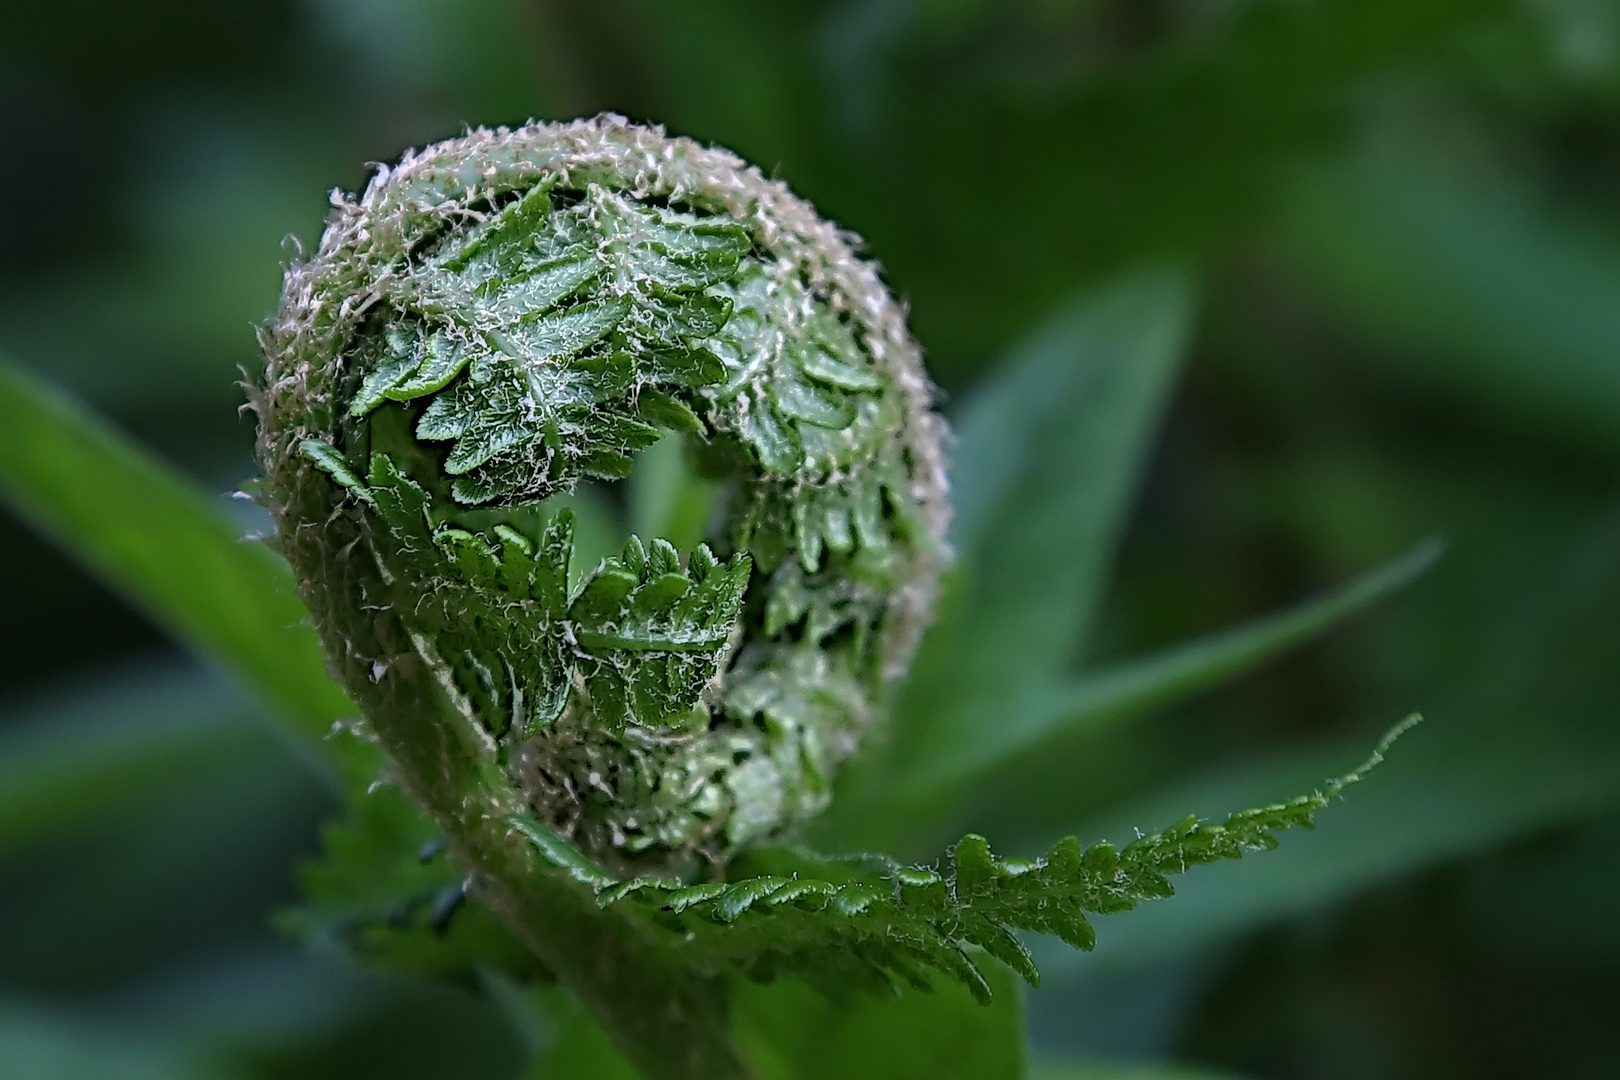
[256,115,949,875]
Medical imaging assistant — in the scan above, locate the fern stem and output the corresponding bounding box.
[284,471,745,1078]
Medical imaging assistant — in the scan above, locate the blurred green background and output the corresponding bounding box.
[2,0,1618,1077]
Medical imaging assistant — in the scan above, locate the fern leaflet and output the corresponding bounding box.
[512,716,1420,1002]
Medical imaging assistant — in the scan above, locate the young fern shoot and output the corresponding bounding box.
[257,115,949,1077]
[255,115,1410,1079]
[261,116,948,880]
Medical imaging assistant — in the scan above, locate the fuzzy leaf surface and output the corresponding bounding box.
[349,183,750,505]
[306,447,753,737]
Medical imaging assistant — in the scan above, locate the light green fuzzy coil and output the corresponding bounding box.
[257,115,949,875]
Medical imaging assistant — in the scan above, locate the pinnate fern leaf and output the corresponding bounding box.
[278,785,545,984]
[303,441,752,738]
[512,716,1419,1003]
[345,180,748,506]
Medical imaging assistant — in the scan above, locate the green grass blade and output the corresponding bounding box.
[0,365,523,981]
[0,358,357,778]
[894,538,1443,801]
[877,268,1196,794]
[0,666,270,858]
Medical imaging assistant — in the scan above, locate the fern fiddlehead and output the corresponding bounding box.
[256,115,947,1076]
[260,115,949,877]
[256,115,1409,1078]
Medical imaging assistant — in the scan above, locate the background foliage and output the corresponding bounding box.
[2,0,1619,1077]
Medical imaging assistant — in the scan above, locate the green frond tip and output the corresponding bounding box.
[300,438,374,507]
[511,716,1421,1002]
[1322,711,1423,800]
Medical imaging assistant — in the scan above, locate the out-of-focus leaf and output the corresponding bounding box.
[0,666,268,858]
[844,269,1193,838]
[521,989,641,1080]
[627,434,718,556]
[1036,700,1620,980]
[1282,154,1620,449]
[891,538,1443,803]
[0,1000,232,1080]
[280,779,545,985]
[1029,1063,1246,1080]
[1026,487,1620,980]
[0,364,551,984]
[946,266,1196,664]
[731,963,1025,1080]
[1018,474,1620,1011]
[0,357,359,782]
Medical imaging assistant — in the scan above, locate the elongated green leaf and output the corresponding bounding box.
[917,266,1196,705]
[1037,500,1620,979]
[834,269,1194,837]
[892,538,1443,801]
[0,364,541,981]
[731,962,1025,1080]
[0,666,268,858]
[1282,155,1620,450]
[0,358,358,781]
[1028,1064,1246,1080]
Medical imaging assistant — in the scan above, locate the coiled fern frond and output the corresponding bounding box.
[253,115,1411,1080]
[259,115,949,880]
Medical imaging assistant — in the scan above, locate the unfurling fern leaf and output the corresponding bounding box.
[257,114,950,1077]
[253,115,1410,1079]
[259,116,949,881]
[510,714,1420,1003]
